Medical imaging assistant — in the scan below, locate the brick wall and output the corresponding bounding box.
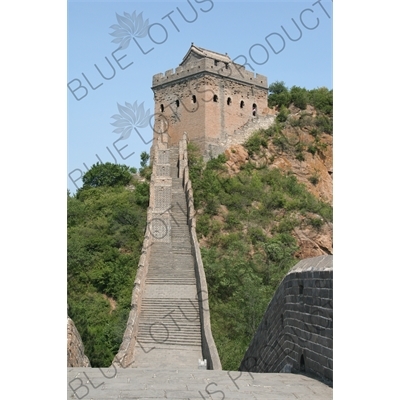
[239,255,333,385]
[152,56,268,159]
[179,133,222,370]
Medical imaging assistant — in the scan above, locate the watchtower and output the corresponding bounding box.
[151,44,269,158]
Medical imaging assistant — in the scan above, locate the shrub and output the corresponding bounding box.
[272,134,288,152]
[315,114,333,134]
[197,214,210,237]
[249,227,267,245]
[290,86,309,110]
[308,217,324,229]
[275,215,299,233]
[308,174,319,185]
[225,213,242,229]
[307,145,317,155]
[245,133,267,156]
[276,106,290,122]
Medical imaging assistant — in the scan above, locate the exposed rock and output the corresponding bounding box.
[293,222,333,259]
[67,316,90,367]
[222,109,333,257]
[224,145,249,174]
[269,132,333,205]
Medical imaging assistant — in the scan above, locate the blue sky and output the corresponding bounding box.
[68,0,332,192]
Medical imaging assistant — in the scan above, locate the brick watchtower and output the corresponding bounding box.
[151,44,269,158]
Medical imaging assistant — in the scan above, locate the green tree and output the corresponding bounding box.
[290,86,309,110]
[309,87,333,116]
[268,81,291,108]
[81,162,132,189]
[140,152,150,168]
[67,184,149,367]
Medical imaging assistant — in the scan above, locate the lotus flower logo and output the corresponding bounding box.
[111,101,151,140]
[110,12,149,50]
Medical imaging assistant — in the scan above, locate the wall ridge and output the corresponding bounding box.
[112,136,169,368]
[179,132,222,370]
[239,255,333,385]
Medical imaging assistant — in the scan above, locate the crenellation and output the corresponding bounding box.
[152,54,267,90]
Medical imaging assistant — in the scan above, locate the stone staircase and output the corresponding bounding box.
[131,146,203,368]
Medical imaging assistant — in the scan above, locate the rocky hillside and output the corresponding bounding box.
[223,104,333,259]
[188,89,333,370]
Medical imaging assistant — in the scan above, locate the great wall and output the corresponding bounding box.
[68,45,333,399]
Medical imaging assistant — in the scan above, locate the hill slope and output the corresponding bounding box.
[188,99,333,370]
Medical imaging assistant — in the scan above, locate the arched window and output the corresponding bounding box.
[240,100,245,108]
[213,94,218,102]
[252,103,257,116]
[160,104,164,112]
[192,95,197,104]
[176,99,180,107]
[227,97,232,105]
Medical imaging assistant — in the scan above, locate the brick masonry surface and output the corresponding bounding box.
[67,317,91,367]
[239,255,333,385]
[151,45,270,160]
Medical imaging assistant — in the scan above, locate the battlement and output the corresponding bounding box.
[151,45,269,156]
[152,56,267,89]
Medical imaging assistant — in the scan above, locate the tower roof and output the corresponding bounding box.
[180,44,232,66]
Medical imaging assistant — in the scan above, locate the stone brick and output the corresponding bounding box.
[239,256,333,385]
[151,45,269,159]
[67,317,90,367]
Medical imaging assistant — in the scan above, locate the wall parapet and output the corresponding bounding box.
[152,57,267,89]
[228,114,276,146]
[67,316,91,367]
[112,137,170,368]
[239,255,333,385]
[179,132,222,370]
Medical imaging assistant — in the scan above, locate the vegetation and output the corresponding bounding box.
[188,140,332,370]
[186,84,332,369]
[81,162,135,189]
[268,81,333,117]
[66,82,332,372]
[67,162,149,367]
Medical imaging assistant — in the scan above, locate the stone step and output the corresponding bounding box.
[147,266,194,270]
[131,145,203,369]
[147,277,194,281]
[146,274,195,279]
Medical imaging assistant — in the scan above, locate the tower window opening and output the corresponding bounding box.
[227,97,232,106]
[176,100,180,107]
[192,95,197,103]
[214,60,218,66]
[240,100,245,108]
[160,104,164,112]
[213,95,218,102]
[252,103,257,116]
